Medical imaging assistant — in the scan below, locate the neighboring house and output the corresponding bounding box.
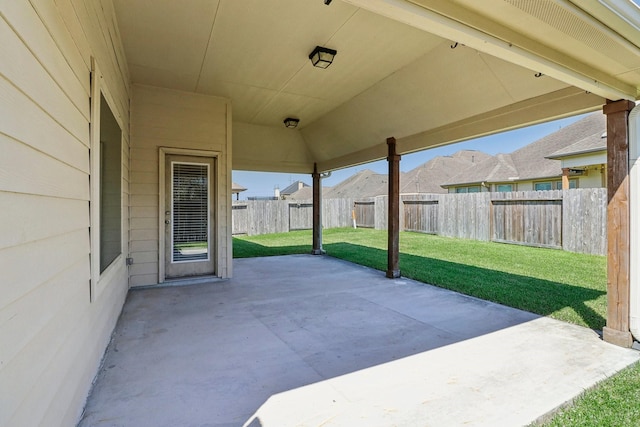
[442,113,607,193]
[400,150,492,194]
[232,182,247,200]
[546,131,607,188]
[288,150,492,199]
[280,181,310,199]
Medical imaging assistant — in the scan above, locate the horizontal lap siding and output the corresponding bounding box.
[130,85,231,286]
[0,1,130,426]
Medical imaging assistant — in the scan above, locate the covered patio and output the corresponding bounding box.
[5,1,640,425]
[79,255,639,426]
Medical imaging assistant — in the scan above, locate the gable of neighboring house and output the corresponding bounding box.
[546,131,608,188]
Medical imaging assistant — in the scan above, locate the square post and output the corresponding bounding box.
[387,137,401,278]
[602,99,635,347]
[561,168,570,190]
[312,163,325,255]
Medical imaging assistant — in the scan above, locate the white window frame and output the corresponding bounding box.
[90,59,125,302]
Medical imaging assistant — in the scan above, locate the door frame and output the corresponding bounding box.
[159,147,221,283]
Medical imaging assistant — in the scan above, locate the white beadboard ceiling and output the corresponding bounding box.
[113,0,640,173]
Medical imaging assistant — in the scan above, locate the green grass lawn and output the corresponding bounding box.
[234,227,606,330]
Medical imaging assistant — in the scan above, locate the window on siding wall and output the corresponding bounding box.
[99,94,122,273]
[535,180,577,191]
[455,186,481,193]
[496,184,513,192]
[534,181,553,191]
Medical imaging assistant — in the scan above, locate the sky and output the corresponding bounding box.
[232,113,589,199]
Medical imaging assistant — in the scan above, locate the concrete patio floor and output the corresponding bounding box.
[79,255,639,427]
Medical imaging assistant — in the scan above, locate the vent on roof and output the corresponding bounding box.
[505,0,639,69]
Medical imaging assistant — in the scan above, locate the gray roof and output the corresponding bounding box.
[324,169,389,199]
[280,180,309,195]
[443,113,606,186]
[287,186,332,200]
[400,150,491,194]
[547,131,607,159]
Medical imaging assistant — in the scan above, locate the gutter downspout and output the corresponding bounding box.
[629,104,640,341]
[318,171,331,251]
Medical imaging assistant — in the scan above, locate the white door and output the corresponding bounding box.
[164,155,215,278]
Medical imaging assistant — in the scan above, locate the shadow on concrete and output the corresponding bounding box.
[324,242,606,331]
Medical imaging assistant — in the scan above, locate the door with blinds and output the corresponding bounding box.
[164,155,215,278]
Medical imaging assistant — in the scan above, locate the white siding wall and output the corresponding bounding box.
[517,181,534,191]
[578,166,606,188]
[0,1,130,426]
[130,85,232,286]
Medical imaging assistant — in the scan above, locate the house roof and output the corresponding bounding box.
[443,113,606,186]
[400,150,492,194]
[231,182,247,194]
[287,186,335,200]
[324,169,389,199]
[280,181,310,195]
[547,132,607,159]
[112,0,640,175]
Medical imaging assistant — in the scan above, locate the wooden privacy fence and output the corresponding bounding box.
[231,189,607,255]
[354,201,375,228]
[232,198,356,236]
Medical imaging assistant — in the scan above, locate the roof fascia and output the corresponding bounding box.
[547,147,607,159]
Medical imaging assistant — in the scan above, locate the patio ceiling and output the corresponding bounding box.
[113,0,640,173]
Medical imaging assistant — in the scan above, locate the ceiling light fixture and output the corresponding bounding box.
[309,46,337,69]
[283,117,300,128]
